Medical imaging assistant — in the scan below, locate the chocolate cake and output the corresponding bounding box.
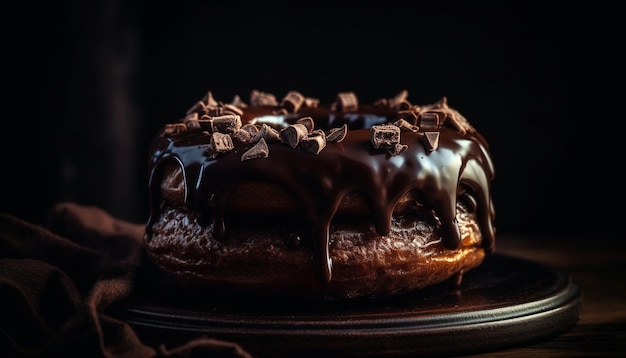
[143,89,496,300]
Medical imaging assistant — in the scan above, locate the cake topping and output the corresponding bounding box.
[295,116,314,132]
[280,123,309,148]
[209,132,234,154]
[393,118,419,132]
[250,89,279,106]
[326,124,348,142]
[396,109,419,125]
[212,114,242,134]
[241,138,269,161]
[300,130,326,155]
[370,124,401,149]
[418,112,440,130]
[423,131,440,151]
[334,91,359,111]
[280,90,306,113]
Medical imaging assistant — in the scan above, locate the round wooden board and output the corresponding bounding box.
[118,253,583,357]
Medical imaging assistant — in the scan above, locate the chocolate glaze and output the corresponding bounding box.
[146,91,496,285]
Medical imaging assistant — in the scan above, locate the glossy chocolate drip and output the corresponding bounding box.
[146,93,496,285]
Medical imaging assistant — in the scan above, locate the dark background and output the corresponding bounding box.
[2,1,620,242]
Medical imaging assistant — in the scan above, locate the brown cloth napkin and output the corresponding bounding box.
[0,202,253,358]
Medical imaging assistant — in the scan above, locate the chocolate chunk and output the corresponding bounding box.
[296,116,314,132]
[183,112,199,128]
[301,130,326,154]
[250,89,278,106]
[304,97,320,108]
[233,123,259,143]
[274,108,288,116]
[186,101,205,115]
[183,113,212,132]
[326,124,348,142]
[230,94,248,108]
[280,123,309,148]
[210,132,234,153]
[202,90,219,108]
[373,98,389,107]
[336,92,358,111]
[419,97,474,134]
[396,109,419,125]
[280,91,305,113]
[393,118,419,132]
[232,128,253,143]
[206,106,224,117]
[212,114,242,134]
[423,131,440,151]
[184,118,201,131]
[162,123,187,137]
[253,123,282,143]
[370,124,400,149]
[418,112,440,130]
[392,143,409,156]
[197,119,213,131]
[241,138,269,161]
[443,106,474,134]
[223,103,244,116]
[241,123,259,136]
[395,100,413,111]
[388,89,409,108]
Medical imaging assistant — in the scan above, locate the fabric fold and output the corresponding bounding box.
[0,202,252,358]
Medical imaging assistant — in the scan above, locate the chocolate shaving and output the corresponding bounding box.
[335,92,358,111]
[280,123,309,148]
[393,118,419,132]
[212,115,242,134]
[250,89,278,106]
[296,116,314,132]
[301,130,326,155]
[280,91,305,113]
[423,131,440,151]
[241,138,269,161]
[370,124,400,149]
[326,124,348,142]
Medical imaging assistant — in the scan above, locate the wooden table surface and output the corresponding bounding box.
[462,234,626,357]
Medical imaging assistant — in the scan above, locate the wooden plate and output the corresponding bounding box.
[118,253,583,357]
